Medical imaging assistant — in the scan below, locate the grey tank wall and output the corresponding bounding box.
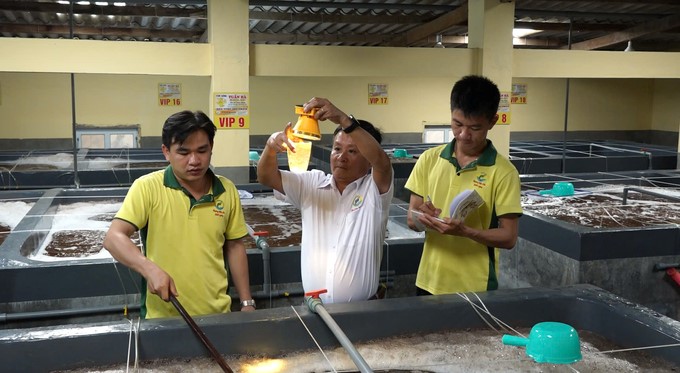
[1,285,679,372]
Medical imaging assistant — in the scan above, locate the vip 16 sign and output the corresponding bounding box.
[159,83,181,106]
[214,92,250,129]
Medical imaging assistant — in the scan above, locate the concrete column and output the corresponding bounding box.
[208,0,250,183]
[467,0,515,157]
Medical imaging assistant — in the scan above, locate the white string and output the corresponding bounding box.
[599,343,680,354]
[134,317,140,371]
[125,316,141,373]
[457,293,581,372]
[456,292,524,337]
[126,318,134,373]
[290,305,337,373]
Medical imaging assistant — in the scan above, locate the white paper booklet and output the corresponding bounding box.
[449,189,484,220]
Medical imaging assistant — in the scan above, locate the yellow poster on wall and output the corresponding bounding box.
[511,83,527,104]
[158,83,181,106]
[214,92,250,129]
[497,91,511,125]
[368,83,388,105]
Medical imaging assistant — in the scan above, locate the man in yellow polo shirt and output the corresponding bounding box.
[405,75,522,296]
[103,110,255,318]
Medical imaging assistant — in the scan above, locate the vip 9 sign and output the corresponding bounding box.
[218,116,247,128]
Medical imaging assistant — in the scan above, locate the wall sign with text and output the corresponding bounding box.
[497,92,511,125]
[214,92,250,129]
[158,83,181,106]
[511,83,527,104]
[368,83,388,105]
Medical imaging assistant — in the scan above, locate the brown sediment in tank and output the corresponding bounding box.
[44,230,141,258]
[0,223,10,246]
[522,187,680,229]
[242,205,302,249]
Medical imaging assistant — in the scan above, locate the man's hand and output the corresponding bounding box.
[143,262,178,302]
[303,97,350,127]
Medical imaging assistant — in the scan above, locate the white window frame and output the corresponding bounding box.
[76,127,139,149]
[422,124,453,144]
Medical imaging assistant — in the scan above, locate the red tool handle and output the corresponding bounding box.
[305,289,328,298]
[667,268,680,287]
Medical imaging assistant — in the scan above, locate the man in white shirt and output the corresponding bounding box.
[257,97,393,303]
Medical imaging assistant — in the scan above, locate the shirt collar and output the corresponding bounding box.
[163,165,225,197]
[439,139,498,170]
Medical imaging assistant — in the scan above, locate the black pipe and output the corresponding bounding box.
[1,304,140,323]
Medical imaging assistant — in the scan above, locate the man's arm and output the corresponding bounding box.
[257,123,296,194]
[224,238,255,311]
[305,97,392,194]
[103,219,177,300]
[422,213,520,249]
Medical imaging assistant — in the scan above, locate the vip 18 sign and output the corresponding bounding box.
[214,92,250,129]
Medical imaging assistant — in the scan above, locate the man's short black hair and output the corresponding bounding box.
[450,75,501,121]
[333,119,383,144]
[162,110,217,148]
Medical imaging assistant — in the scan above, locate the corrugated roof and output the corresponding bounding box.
[0,0,678,51]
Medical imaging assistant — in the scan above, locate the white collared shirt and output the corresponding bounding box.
[279,169,393,303]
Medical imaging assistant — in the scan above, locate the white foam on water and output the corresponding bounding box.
[240,195,291,207]
[15,152,74,169]
[58,328,678,373]
[80,157,128,170]
[0,201,34,229]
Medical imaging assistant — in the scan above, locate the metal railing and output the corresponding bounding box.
[622,187,680,205]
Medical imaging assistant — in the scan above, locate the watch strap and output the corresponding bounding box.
[343,115,360,133]
[240,299,256,308]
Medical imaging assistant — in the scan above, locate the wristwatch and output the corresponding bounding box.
[240,299,256,308]
[343,115,361,133]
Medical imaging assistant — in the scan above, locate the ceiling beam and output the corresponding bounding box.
[0,23,201,40]
[249,1,457,12]
[248,10,428,25]
[0,1,205,18]
[565,12,680,50]
[402,2,468,47]
[514,21,628,32]
[558,0,680,4]
[249,31,390,44]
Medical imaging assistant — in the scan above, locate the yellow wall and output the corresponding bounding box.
[0,72,209,140]
[0,38,210,76]
[0,72,71,138]
[1,39,679,144]
[508,78,566,132]
[651,79,680,132]
[567,79,653,131]
[75,74,210,139]
[250,76,455,136]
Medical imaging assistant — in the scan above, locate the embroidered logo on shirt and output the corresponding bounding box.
[351,194,364,211]
[213,200,225,217]
[473,172,487,188]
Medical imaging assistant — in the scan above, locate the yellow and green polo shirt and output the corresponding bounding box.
[115,166,248,318]
[405,139,522,295]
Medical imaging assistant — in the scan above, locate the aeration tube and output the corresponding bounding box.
[305,294,373,373]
